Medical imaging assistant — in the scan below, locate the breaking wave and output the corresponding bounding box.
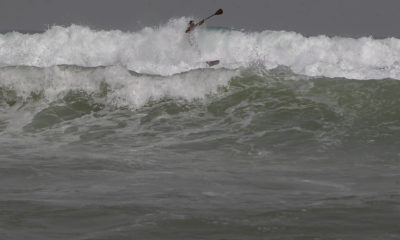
[1,18,400,79]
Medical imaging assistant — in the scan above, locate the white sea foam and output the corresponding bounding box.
[0,66,238,108]
[1,18,400,79]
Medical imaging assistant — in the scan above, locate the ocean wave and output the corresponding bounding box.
[0,65,238,108]
[1,19,400,79]
[1,64,399,151]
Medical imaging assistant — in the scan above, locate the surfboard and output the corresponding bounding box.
[206,60,220,66]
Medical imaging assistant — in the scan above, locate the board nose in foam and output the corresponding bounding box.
[206,60,220,66]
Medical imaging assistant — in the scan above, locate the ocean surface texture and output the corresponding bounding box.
[1,19,400,239]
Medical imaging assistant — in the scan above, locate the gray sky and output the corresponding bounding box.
[1,0,400,38]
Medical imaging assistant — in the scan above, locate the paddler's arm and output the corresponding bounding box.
[197,19,205,26]
[185,19,205,33]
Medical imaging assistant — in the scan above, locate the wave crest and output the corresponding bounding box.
[0,65,238,108]
[1,19,400,79]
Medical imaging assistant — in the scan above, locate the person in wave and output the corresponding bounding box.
[185,19,205,56]
[184,9,223,65]
[185,19,205,34]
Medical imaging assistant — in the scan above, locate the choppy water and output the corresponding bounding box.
[1,19,400,239]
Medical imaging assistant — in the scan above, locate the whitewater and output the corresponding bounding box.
[1,18,400,79]
[1,18,400,240]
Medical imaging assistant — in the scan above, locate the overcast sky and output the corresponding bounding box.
[1,0,400,38]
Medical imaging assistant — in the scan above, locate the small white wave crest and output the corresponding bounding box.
[0,65,238,108]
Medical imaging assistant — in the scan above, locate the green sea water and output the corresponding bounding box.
[0,65,399,239]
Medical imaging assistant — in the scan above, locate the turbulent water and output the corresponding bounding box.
[1,19,400,239]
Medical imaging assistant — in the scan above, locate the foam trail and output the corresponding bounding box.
[1,18,400,79]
